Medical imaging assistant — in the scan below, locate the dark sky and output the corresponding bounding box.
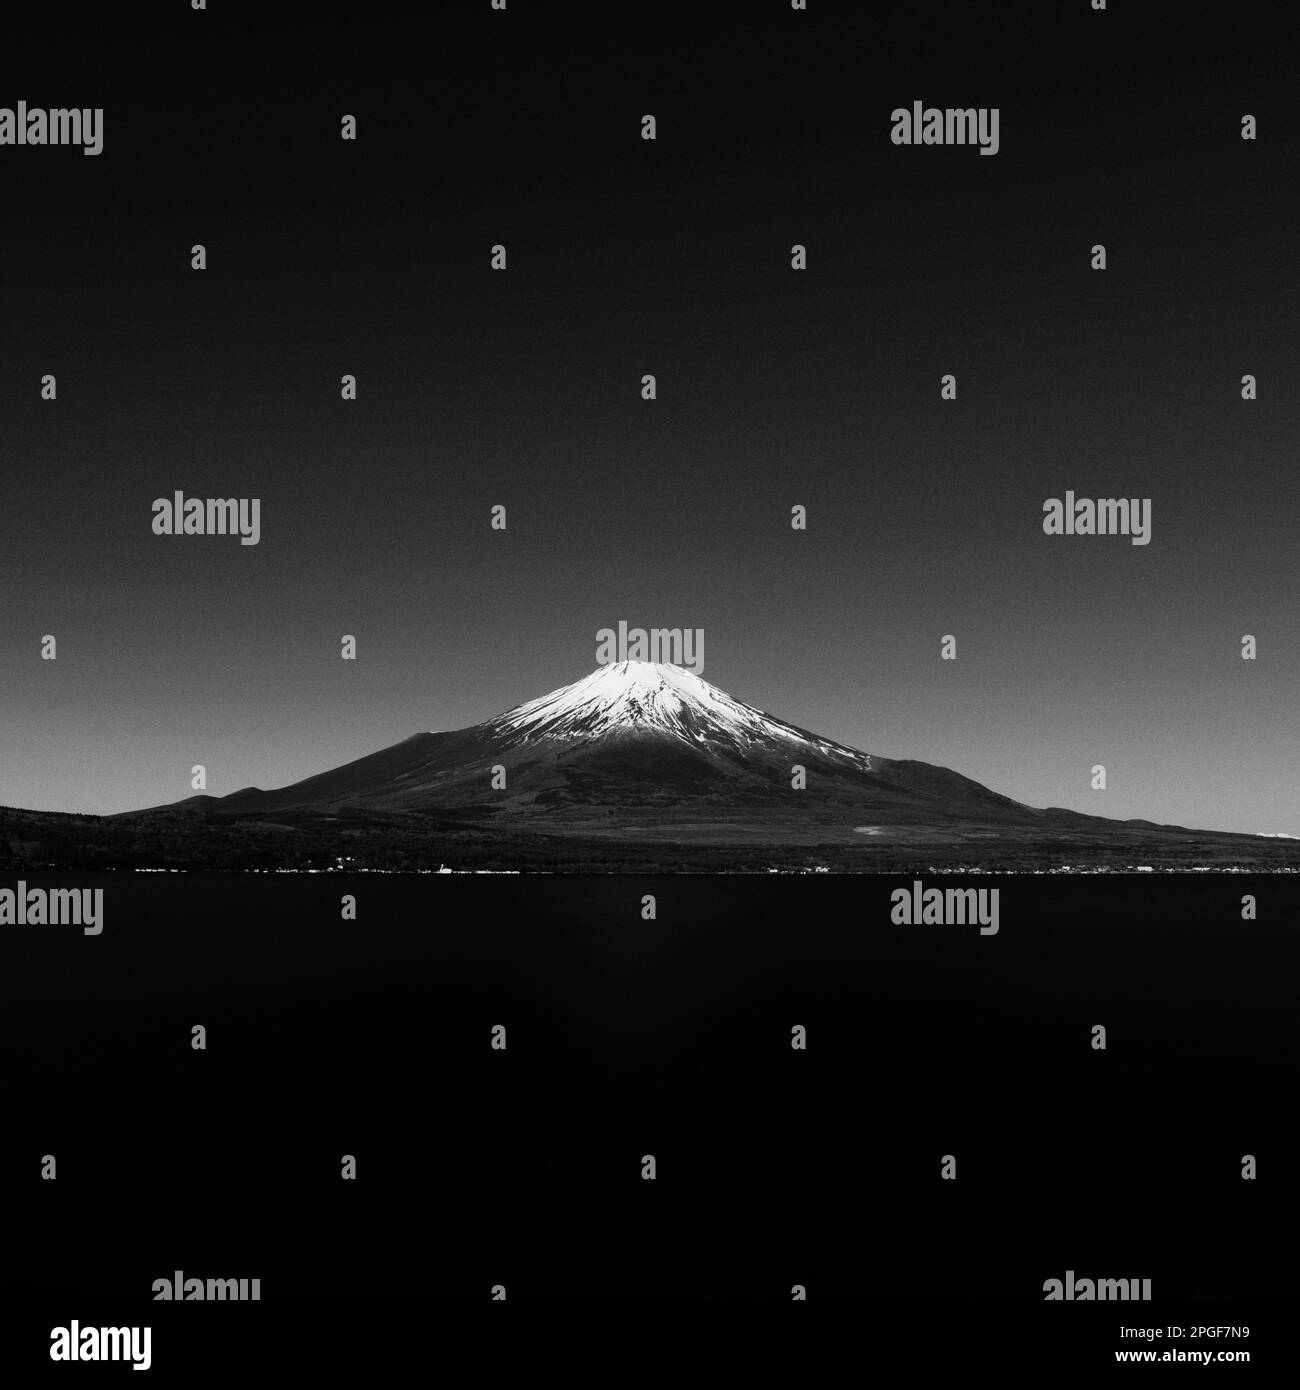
[2,0,1297,834]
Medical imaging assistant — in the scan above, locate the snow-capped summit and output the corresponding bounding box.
[132,659,1298,868]
[486,660,880,769]
[209,658,1035,829]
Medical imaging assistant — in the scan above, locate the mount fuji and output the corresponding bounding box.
[207,660,1030,827]
[96,659,1277,869]
[6,659,1295,870]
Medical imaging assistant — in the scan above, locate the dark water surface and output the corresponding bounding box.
[3,873,1296,1300]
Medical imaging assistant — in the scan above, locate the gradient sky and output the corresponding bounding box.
[3,0,1297,834]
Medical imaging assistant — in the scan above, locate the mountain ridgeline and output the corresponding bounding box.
[5,662,1293,871]
[211,661,1032,824]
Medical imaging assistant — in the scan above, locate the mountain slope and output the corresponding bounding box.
[41,658,1287,867]
[199,662,1053,830]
